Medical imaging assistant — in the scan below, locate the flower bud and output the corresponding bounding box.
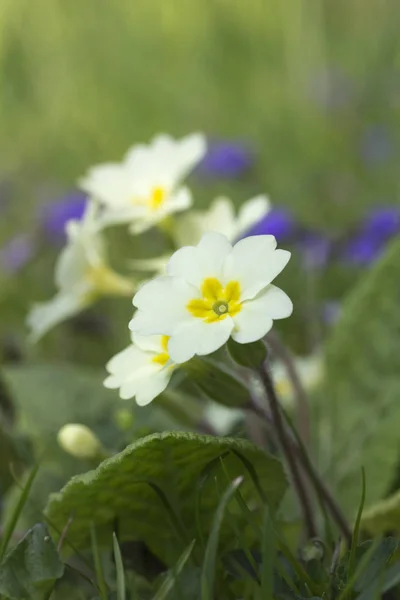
[57,424,102,459]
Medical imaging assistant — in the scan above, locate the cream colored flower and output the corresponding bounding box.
[57,424,103,459]
[79,133,206,234]
[173,195,270,247]
[130,232,292,364]
[272,355,323,407]
[104,333,175,405]
[27,202,133,341]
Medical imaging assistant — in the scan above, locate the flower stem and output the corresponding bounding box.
[248,367,351,545]
[257,364,317,539]
[266,330,311,448]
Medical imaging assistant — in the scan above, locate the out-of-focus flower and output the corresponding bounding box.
[104,333,176,405]
[271,355,323,408]
[174,195,270,247]
[341,206,400,266]
[242,207,296,241]
[130,232,292,364]
[79,133,206,234]
[322,301,341,326]
[27,202,134,341]
[360,126,394,166]
[57,424,102,459]
[197,140,253,178]
[39,191,87,244]
[297,231,332,270]
[203,402,243,435]
[1,234,35,273]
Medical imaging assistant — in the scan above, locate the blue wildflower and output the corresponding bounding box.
[197,140,253,178]
[243,207,296,241]
[1,234,35,273]
[341,206,400,266]
[39,191,87,244]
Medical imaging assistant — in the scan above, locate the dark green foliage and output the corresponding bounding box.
[0,523,64,599]
[316,238,400,518]
[227,338,267,369]
[45,432,287,564]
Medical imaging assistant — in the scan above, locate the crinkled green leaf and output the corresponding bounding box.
[317,238,400,518]
[45,432,287,564]
[0,523,64,599]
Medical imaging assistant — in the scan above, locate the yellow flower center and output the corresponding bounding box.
[152,335,170,366]
[132,186,167,211]
[187,277,242,323]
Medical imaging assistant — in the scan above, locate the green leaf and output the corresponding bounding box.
[227,338,267,369]
[0,523,64,599]
[316,238,400,518]
[361,490,400,535]
[183,358,249,407]
[45,432,287,565]
[201,476,243,600]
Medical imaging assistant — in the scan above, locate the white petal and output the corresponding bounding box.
[166,246,203,288]
[167,232,232,289]
[231,285,293,343]
[79,164,132,208]
[236,195,271,237]
[105,344,153,378]
[130,276,195,335]
[168,317,234,363]
[164,187,193,212]
[132,333,165,354]
[27,292,86,342]
[134,369,173,406]
[223,235,290,300]
[205,197,236,240]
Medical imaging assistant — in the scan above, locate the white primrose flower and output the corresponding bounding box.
[79,133,206,234]
[104,333,175,405]
[27,202,134,341]
[129,232,293,364]
[272,355,323,408]
[174,194,270,247]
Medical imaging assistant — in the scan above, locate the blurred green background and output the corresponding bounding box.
[0,0,399,362]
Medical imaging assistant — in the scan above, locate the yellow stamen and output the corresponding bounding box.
[150,186,166,210]
[131,186,167,211]
[187,277,242,323]
[152,335,170,367]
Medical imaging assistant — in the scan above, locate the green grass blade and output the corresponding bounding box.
[348,467,366,579]
[152,539,196,600]
[258,507,275,600]
[201,476,243,600]
[90,523,107,600]
[113,532,126,600]
[0,463,39,559]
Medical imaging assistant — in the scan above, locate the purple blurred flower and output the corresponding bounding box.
[341,206,400,266]
[1,234,35,273]
[298,231,332,270]
[362,207,400,238]
[243,207,296,241]
[39,191,87,244]
[197,140,253,178]
[322,301,341,325]
[360,126,394,166]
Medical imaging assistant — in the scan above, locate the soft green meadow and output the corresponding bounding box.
[1,1,400,599]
